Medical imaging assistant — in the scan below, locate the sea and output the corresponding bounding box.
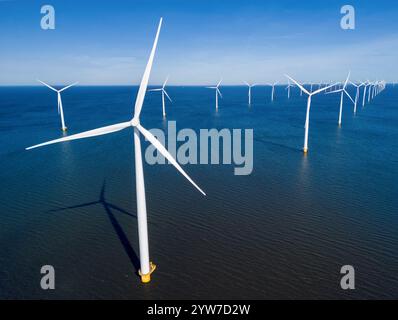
[0,84,397,299]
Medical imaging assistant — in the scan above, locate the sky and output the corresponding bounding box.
[0,0,398,85]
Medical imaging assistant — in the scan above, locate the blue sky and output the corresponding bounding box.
[0,0,398,85]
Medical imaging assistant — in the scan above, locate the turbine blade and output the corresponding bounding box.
[217,78,222,87]
[133,18,162,119]
[26,121,131,150]
[163,76,169,88]
[148,88,162,91]
[37,79,58,92]
[284,75,309,95]
[217,88,222,98]
[349,81,358,87]
[59,82,79,92]
[243,81,250,87]
[163,89,172,102]
[137,124,206,196]
[344,90,355,104]
[343,71,351,89]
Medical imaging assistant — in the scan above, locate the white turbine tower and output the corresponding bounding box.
[286,80,293,99]
[244,82,257,105]
[266,81,278,102]
[37,80,78,132]
[26,18,206,284]
[285,75,335,154]
[206,79,222,110]
[148,76,172,118]
[327,72,355,126]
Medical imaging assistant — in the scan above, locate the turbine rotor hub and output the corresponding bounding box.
[130,117,140,127]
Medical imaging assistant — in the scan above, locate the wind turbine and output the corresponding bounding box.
[368,81,373,102]
[244,82,257,105]
[350,81,365,114]
[285,75,335,154]
[286,80,293,99]
[206,79,222,110]
[148,76,172,118]
[266,81,278,102]
[327,72,355,126]
[26,18,206,284]
[37,80,78,132]
[362,81,371,107]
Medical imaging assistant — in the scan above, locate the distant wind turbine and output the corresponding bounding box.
[350,81,365,114]
[285,75,335,154]
[26,18,206,284]
[244,82,257,105]
[148,76,172,118]
[266,81,278,102]
[362,81,371,107]
[327,72,355,126]
[206,79,223,110]
[37,80,78,132]
[286,80,293,99]
[368,81,373,102]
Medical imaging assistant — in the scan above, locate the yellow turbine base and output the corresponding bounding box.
[303,148,308,154]
[139,262,156,284]
[62,127,68,132]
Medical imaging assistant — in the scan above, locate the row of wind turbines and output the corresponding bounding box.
[37,75,385,135]
[204,75,386,153]
[28,18,387,284]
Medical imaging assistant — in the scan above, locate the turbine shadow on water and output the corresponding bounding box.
[49,181,141,273]
[254,136,300,153]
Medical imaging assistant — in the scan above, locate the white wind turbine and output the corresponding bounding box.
[368,81,373,102]
[148,76,172,118]
[350,81,365,114]
[285,75,335,154]
[371,81,377,100]
[26,18,206,284]
[266,81,278,102]
[206,79,222,110]
[286,80,293,99]
[362,81,371,107]
[244,82,257,105]
[37,80,78,132]
[327,72,355,126]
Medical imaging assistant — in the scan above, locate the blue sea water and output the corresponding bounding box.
[0,84,397,299]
